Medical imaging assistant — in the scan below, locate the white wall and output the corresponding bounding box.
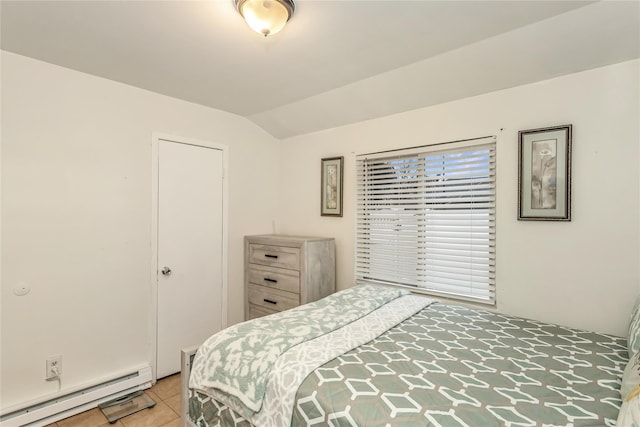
[2,50,638,414]
[0,52,280,410]
[278,59,640,337]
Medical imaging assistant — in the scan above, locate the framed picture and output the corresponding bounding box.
[321,156,344,217]
[518,124,572,221]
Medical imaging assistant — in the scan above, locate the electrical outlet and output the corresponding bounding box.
[46,355,62,380]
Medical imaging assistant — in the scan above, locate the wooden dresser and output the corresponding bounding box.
[244,235,336,320]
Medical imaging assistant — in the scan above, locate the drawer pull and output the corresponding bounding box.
[264,278,278,283]
[264,254,279,259]
[264,299,278,305]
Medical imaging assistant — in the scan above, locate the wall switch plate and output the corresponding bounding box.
[46,355,61,380]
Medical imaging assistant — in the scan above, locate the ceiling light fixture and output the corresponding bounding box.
[235,0,295,37]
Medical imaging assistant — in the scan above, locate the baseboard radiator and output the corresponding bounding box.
[0,365,152,427]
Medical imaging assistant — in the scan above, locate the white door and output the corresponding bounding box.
[156,139,224,378]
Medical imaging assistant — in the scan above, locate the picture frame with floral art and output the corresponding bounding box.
[518,124,572,221]
[321,156,343,217]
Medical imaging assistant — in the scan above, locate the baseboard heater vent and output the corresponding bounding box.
[0,365,152,427]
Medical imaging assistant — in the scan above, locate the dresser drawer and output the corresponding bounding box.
[248,244,300,270]
[248,303,278,320]
[247,267,300,294]
[248,284,299,312]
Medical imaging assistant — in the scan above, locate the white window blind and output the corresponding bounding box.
[355,137,496,305]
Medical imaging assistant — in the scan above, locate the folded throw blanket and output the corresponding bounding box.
[189,284,409,417]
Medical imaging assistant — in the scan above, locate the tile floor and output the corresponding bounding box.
[44,373,183,427]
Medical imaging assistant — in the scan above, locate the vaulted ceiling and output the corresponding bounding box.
[2,1,639,139]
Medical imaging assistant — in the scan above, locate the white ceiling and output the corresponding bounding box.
[2,1,639,139]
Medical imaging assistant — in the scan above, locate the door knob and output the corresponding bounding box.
[161,267,172,276]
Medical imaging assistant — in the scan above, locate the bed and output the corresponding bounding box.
[183,285,638,427]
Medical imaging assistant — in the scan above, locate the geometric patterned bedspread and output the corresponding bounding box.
[189,302,628,427]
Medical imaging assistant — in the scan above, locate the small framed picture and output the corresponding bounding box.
[321,156,343,217]
[518,124,572,221]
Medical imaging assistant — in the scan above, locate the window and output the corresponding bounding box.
[355,137,496,305]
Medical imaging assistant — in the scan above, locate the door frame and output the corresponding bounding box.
[150,132,229,381]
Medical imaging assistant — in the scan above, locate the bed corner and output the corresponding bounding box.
[181,345,199,427]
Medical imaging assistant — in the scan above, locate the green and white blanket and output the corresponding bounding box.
[291,303,627,426]
[189,285,432,419]
[189,298,627,427]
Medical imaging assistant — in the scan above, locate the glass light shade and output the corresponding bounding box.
[236,0,294,37]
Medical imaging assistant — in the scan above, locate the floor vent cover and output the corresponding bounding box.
[98,390,156,423]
